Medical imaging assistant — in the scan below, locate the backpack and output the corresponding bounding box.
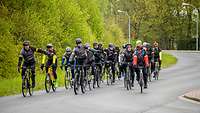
[107,49,114,59]
[137,50,145,66]
[124,51,132,62]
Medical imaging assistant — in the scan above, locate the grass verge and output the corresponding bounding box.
[162,52,177,68]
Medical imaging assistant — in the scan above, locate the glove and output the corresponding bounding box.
[60,65,63,70]
[17,66,20,73]
[40,64,44,71]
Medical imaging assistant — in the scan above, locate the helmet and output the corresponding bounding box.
[98,42,103,47]
[47,43,53,48]
[122,44,126,49]
[75,38,82,44]
[85,43,90,49]
[108,43,113,48]
[136,40,142,46]
[93,42,98,47]
[143,42,148,47]
[65,47,71,52]
[126,43,132,48]
[154,41,158,47]
[23,41,30,46]
[115,46,119,50]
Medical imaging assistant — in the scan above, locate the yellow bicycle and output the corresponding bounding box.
[45,66,56,93]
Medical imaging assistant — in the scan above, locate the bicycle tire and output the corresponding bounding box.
[127,70,132,90]
[52,80,56,92]
[45,75,51,93]
[28,74,33,96]
[74,72,80,95]
[64,71,71,90]
[22,77,28,97]
[80,69,86,94]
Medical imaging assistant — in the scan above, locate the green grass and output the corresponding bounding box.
[162,52,177,69]
[0,52,177,96]
[0,69,66,96]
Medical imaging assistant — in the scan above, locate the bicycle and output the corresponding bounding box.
[104,61,113,85]
[21,67,33,97]
[154,61,159,80]
[85,65,93,91]
[64,65,73,90]
[138,66,144,93]
[45,66,56,93]
[124,62,132,90]
[74,64,87,95]
[147,62,152,82]
[93,63,102,88]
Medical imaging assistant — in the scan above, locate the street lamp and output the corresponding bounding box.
[182,2,199,51]
[118,10,131,44]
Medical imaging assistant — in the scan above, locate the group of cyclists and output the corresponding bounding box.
[18,38,162,96]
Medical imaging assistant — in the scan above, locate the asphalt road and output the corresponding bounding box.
[0,51,200,113]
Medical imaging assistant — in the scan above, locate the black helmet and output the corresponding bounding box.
[93,42,98,48]
[85,43,90,49]
[115,46,119,50]
[122,44,126,49]
[23,41,30,46]
[98,42,103,47]
[108,43,113,48]
[75,38,82,44]
[47,43,53,48]
[65,47,71,52]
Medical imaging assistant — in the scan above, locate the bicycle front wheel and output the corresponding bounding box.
[22,78,28,97]
[28,75,33,96]
[64,71,71,90]
[74,72,80,95]
[127,71,132,90]
[81,70,86,94]
[45,75,51,93]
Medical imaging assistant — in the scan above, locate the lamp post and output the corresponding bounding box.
[182,2,199,51]
[118,10,131,43]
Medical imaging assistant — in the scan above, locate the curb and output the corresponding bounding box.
[183,95,200,102]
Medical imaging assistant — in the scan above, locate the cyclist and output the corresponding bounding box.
[119,44,127,79]
[152,41,162,73]
[104,43,116,83]
[60,47,75,81]
[91,42,104,79]
[143,42,153,80]
[69,38,87,77]
[133,40,149,89]
[84,43,95,66]
[18,41,44,88]
[122,44,135,86]
[114,46,120,79]
[40,44,58,87]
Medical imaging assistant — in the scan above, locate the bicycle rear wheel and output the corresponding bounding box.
[45,75,51,93]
